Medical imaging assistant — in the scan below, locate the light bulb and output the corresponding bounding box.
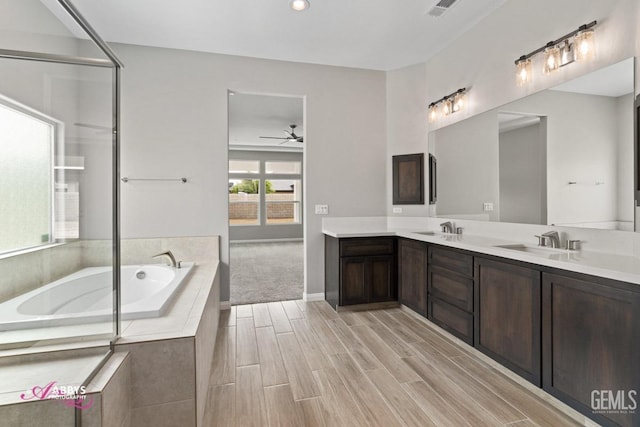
[574,29,595,61]
[290,0,310,11]
[543,45,560,74]
[516,58,531,86]
[428,105,438,123]
[452,93,465,112]
[442,100,451,116]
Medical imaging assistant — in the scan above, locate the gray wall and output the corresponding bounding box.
[114,44,387,301]
[499,122,546,224]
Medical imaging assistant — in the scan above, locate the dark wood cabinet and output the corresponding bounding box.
[475,257,541,386]
[392,153,424,205]
[428,246,474,344]
[398,238,428,315]
[325,236,396,308]
[543,272,640,427]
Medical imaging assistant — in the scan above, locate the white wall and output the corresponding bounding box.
[386,0,639,219]
[386,63,429,216]
[114,44,387,301]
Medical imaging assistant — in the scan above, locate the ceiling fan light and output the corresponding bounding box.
[290,0,310,12]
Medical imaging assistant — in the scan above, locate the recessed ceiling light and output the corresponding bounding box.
[289,0,310,12]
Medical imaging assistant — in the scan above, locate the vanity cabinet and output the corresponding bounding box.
[542,272,640,427]
[427,246,474,344]
[475,257,542,386]
[398,238,428,315]
[324,236,396,308]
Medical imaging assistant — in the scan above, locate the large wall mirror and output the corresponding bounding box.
[429,57,636,232]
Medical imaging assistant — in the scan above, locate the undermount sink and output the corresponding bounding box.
[412,231,436,236]
[494,243,575,259]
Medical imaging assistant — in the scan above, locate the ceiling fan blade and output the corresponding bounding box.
[259,136,288,139]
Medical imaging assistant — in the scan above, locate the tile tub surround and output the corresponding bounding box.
[0,241,83,303]
[323,216,640,286]
[112,235,220,427]
[0,346,110,406]
[82,352,132,427]
[0,235,220,427]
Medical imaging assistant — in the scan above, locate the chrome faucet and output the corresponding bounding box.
[440,221,455,234]
[540,231,561,248]
[153,250,180,268]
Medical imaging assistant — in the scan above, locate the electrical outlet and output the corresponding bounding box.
[483,202,494,212]
[315,204,329,215]
[393,207,403,214]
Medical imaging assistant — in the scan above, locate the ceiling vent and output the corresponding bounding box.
[427,0,459,17]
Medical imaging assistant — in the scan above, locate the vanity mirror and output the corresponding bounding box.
[429,57,635,231]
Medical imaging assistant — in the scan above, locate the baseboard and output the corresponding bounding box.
[230,238,303,244]
[219,301,231,310]
[303,292,324,302]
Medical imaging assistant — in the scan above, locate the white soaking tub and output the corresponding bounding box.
[0,262,194,331]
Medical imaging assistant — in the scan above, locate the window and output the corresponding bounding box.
[266,179,301,224]
[229,160,259,174]
[265,161,301,174]
[0,99,56,253]
[229,158,302,226]
[229,178,260,225]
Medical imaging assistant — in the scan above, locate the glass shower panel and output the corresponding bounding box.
[0,0,111,60]
[0,57,115,349]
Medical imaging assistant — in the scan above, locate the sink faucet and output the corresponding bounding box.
[440,221,454,234]
[540,231,561,248]
[153,250,180,268]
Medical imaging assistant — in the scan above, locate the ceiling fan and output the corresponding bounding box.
[259,124,304,144]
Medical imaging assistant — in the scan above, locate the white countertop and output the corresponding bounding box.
[323,223,640,286]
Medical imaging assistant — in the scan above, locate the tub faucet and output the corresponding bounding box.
[153,250,180,268]
[440,221,455,233]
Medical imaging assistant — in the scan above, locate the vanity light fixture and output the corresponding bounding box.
[290,0,310,11]
[515,21,596,84]
[428,88,467,123]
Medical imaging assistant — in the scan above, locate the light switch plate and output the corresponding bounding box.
[393,207,403,214]
[483,202,494,212]
[315,204,329,215]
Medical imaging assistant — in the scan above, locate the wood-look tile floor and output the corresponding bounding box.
[204,301,583,427]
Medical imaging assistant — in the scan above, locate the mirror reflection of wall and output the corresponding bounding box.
[430,57,635,232]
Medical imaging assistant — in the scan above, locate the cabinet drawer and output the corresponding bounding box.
[428,246,473,277]
[429,297,473,345]
[340,238,395,257]
[428,266,473,312]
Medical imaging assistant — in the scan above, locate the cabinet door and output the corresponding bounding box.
[475,258,541,386]
[368,255,395,302]
[398,239,428,315]
[340,257,368,306]
[543,273,640,427]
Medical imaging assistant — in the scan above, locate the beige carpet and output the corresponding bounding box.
[230,241,303,305]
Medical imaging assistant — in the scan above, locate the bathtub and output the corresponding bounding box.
[0,262,194,331]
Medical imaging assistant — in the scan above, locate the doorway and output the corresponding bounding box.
[227,92,305,305]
